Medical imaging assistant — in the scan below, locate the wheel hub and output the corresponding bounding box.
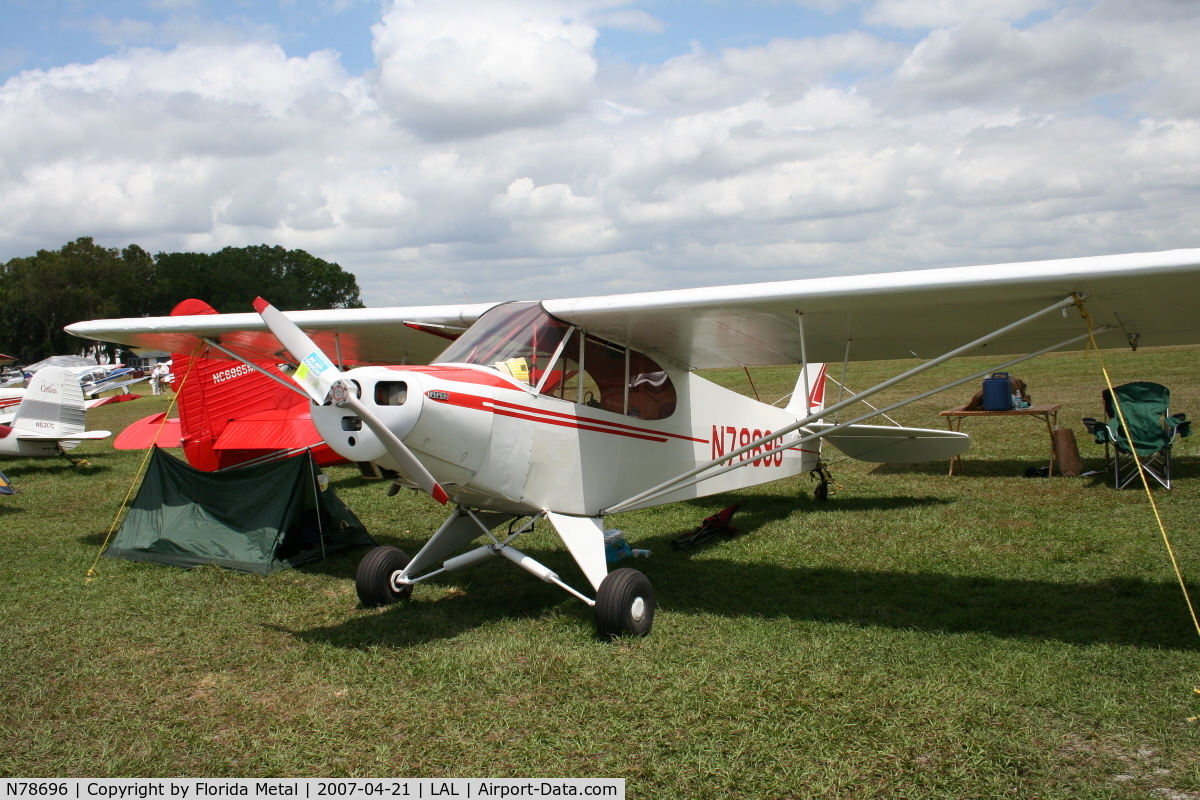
[630,596,646,622]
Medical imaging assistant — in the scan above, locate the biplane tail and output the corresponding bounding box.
[156,299,345,471]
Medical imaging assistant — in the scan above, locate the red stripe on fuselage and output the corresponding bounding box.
[426,390,708,444]
[394,365,518,390]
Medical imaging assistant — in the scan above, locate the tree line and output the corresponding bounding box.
[0,238,364,362]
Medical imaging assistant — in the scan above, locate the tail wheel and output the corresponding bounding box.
[595,568,655,638]
[356,546,412,607]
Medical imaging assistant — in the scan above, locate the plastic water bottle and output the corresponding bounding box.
[604,529,631,563]
[604,529,652,562]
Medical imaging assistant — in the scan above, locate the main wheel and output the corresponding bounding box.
[355,546,412,607]
[595,568,655,638]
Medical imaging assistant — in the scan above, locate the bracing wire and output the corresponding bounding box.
[1074,294,1200,639]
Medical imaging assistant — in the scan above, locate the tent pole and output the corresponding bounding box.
[311,453,326,560]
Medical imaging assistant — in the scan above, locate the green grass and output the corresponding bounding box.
[1,346,1199,797]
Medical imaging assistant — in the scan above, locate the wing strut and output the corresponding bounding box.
[834,338,850,421]
[797,311,811,414]
[603,297,1106,514]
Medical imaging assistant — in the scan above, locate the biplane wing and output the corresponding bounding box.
[67,249,1200,369]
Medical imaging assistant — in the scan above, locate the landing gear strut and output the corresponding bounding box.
[354,508,657,637]
[811,464,836,502]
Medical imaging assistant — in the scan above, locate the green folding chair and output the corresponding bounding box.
[1083,382,1190,489]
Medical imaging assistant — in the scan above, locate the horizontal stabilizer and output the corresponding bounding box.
[213,411,324,451]
[806,422,969,463]
[16,429,111,441]
[115,413,183,449]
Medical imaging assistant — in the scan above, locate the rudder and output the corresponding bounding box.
[785,362,828,419]
[12,367,87,437]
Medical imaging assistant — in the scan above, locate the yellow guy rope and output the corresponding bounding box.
[84,350,199,584]
[1074,294,1200,640]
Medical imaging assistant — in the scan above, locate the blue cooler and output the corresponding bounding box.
[982,372,1014,411]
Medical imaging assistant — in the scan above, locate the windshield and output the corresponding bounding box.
[434,302,571,386]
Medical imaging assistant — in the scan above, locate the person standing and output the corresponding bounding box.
[150,362,167,395]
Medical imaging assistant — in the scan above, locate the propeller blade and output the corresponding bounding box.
[252,297,340,403]
[253,297,449,506]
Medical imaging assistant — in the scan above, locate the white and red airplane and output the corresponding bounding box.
[0,366,112,460]
[66,250,1200,636]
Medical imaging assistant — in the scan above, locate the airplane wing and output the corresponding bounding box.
[66,249,1200,370]
[545,249,1200,368]
[67,302,502,367]
[84,377,146,397]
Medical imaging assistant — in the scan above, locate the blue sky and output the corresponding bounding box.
[1,0,901,81]
[1,0,1197,306]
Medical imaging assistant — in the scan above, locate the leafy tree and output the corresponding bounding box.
[151,244,364,313]
[0,239,364,362]
[0,237,153,361]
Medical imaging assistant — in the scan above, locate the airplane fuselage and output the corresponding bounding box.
[310,363,819,516]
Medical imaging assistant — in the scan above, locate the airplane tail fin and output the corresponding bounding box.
[785,362,828,419]
[170,299,310,470]
[11,366,89,438]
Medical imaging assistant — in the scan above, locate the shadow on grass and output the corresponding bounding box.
[276,555,586,648]
[664,492,953,540]
[868,459,1084,478]
[2,461,113,478]
[655,560,1200,650]
[869,455,1200,481]
[294,547,373,580]
[281,540,1200,651]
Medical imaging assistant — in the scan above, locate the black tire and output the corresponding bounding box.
[595,568,655,638]
[355,546,412,607]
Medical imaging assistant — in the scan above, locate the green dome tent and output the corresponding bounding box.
[106,448,373,574]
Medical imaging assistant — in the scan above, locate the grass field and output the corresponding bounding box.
[1,344,1199,797]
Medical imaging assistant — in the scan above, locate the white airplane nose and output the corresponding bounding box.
[313,369,425,463]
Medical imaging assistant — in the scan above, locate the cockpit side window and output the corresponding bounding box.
[434,302,676,419]
[557,330,676,420]
[626,349,676,420]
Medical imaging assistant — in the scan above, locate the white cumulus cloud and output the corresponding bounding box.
[2,0,1200,307]
[371,0,600,139]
